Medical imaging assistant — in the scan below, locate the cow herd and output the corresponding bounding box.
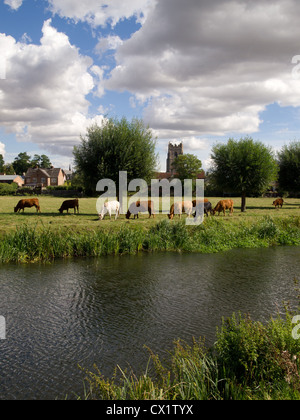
[14,198,79,214]
[13,197,285,220]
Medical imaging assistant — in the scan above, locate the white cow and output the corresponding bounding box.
[98,201,121,220]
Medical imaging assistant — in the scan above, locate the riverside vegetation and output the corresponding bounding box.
[83,306,300,400]
[1,196,300,400]
[0,196,299,263]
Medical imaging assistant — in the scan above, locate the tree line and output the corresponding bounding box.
[1,117,299,208]
[0,152,52,175]
[74,117,300,209]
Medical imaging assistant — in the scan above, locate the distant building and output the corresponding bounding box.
[156,142,205,181]
[166,142,184,174]
[24,167,66,188]
[0,175,24,187]
[64,169,73,182]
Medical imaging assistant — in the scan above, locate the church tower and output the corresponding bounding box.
[166,142,183,174]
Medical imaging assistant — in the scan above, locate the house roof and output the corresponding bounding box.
[0,175,22,181]
[25,168,63,178]
[156,172,173,180]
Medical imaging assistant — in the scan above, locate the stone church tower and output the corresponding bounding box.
[166,142,183,174]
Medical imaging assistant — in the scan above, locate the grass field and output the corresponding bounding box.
[0,195,299,263]
[0,195,300,237]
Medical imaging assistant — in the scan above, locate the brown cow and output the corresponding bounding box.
[168,201,193,220]
[212,199,234,216]
[126,200,155,219]
[58,199,79,214]
[273,198,284,209]
[14,199,41,213]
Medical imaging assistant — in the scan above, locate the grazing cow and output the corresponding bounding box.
[194,201,213,217]
[58,199,79,214]
[212,200,234,216]
[192,199,211,217]
[99,201,121,220]
[168,201,193,220]
[273,198,284,209]
[192,199,209,207]
[14,198,41,213]
[126,200,155,219]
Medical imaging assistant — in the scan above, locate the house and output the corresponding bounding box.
[24,167,66,188]
[0,175,24,187]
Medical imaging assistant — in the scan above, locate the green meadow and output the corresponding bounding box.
[0,196,299,263]
[0,195,299,235]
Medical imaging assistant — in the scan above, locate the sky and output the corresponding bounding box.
[1,0,300,172]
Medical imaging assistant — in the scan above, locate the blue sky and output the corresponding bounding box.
[1,0,300,172]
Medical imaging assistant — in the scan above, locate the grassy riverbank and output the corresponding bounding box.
[83,308,300,400]
[0,215,299,263]
[0,196,299,263]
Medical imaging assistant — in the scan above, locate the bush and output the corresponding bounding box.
[0,183,18,196]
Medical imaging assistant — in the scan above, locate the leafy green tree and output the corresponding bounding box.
[3,163,15,175]
[73,117,158,195]
[31,154,52,169]
[210,137,278,212]
[278,141,300,195]
[172,154,203,181]
[31,154,41,168]
[40,154,52,169]
[0,154,4,173]
[13,152,31,174]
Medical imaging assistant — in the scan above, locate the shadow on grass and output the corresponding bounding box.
[0,212,95,217]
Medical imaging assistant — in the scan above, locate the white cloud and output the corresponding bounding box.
[0,142,5,157]
[4,0,23,10]
[48,0,155,27]
[0,19,105,156]
[105,0,300,139]
[182,137,209,152]
[95,35,123,57]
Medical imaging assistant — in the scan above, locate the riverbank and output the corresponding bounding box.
[84,308,300,400]
[0,215,299,263]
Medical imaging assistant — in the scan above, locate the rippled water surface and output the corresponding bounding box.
[0,246,299,399]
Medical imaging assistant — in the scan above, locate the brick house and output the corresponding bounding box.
[24,167,66,188]
[0,175,25,187]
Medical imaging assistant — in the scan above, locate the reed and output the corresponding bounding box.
[0,216,299,263]
[83,308,300,401]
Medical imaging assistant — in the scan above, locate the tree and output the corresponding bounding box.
[73,117,158,195]
[40,154,52,169]
[172,154,203,181]
[31,154,41,168]
[31,154,52,169]
[278,141,300,195]
[210,137,278,212]
[13,152,31,174]
[0,154,4,173]
[3,163,15,175]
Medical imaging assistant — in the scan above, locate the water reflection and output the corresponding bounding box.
[0,246,299,399]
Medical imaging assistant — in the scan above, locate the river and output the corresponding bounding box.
[0,246,299,400]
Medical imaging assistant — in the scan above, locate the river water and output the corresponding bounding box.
[0,246,299,400]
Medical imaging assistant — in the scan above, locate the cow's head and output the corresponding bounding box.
[14,206,18,213]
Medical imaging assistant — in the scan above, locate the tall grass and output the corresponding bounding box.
[83,308,300,400]
[0,215,299,263]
